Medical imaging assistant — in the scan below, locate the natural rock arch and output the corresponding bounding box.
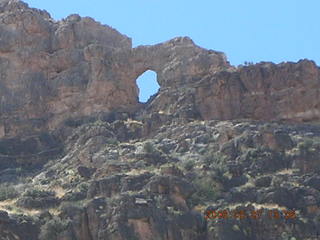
[135,70,159,103]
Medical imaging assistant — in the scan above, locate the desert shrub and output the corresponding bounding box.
[298,138,313,150]
[211,164,229,183]
[143,142,157,154]
[23,188,55,198]
[17,188,59,209]
[297,138,320,156]
[78,182,89,193]
[245,147,287,173]
[245,147,270,161]
[39,217,71,240]
[202,150,227,166]
[195,176,217,199]
[61,182,88,201]
[189,174,222,205]
[201,150,229,182]
[106,138,119,145]
[244,61,254,66]
[0,184,18,201]
[183,160,195,171]
[142,142,165,165]
[61,191,86,202]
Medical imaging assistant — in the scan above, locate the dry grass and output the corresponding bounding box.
[276,168,294,175]
[52,186,66,199]
[125,118,143,124]
[238,178,255,189]
[125,168,149,176]
[0,191,63,217]
[125,166,160,176]
[0,199,42,216]
[48,207,60,216]
[0,199,16,212]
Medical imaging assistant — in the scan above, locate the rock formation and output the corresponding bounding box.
[0,1,320,240]
[1,0,319,140]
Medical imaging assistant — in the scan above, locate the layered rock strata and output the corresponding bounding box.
[0,0,319,140]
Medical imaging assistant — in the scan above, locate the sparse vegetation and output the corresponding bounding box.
[0,2,320,239]
[106,138,119,145]
[0,184,19,201]
[23,188,55,199]
[211,164,229,183]
[143,142,157,154]
[244,61,254,66]
[189,174,222,206]
[39,216,71,240]
[77,182,89,193]
[142,141,164,164]
[16,188,59,209]
[183,160,195,171]
[297,137,320,156]
[202,150,227,167]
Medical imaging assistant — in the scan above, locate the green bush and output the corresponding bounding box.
[246,147,270,162]
[202,151,227,166]
[190,175,222,205]
[61,191,86,202]
[297,138,319,156]
[106,138,119,145]
[142,142,163,164]
[201,150,229,182]
[0,184,18,201]
[195,176,217,199]
[143,142,156,154]
[211,164,229,183]
[77,182,89,193]
[17,188,58,209]
[23,188,55,198]
[39,217,71,240]
[183,160,195,171]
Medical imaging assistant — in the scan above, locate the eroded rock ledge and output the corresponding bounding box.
[0,0,319,140]
[1,1,320,240]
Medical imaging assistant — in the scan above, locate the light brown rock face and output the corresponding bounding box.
[0,0,228,138]
[146,59,320,122]
[0,0,137,138]
[195,60,320,122]
[2,3,320,240]
[0,0,320,139]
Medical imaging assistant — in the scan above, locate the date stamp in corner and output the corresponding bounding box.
[204,209,297,220]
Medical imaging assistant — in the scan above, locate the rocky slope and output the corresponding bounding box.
[0,1,320,240]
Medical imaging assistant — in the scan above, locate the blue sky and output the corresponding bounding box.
[24,0,320,102]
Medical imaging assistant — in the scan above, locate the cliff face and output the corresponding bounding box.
[0,0,135,138]
[1,1,320,240]
[0,0,228,138]
[196,60,320,121]
[1,0,319,140]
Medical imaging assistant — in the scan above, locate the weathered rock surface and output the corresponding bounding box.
[0,1,320,240]
[0,117,320,239]
[0,0,319,140]
[195,60,320,122]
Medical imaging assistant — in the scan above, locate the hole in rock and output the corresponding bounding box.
[136,70,160,103]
